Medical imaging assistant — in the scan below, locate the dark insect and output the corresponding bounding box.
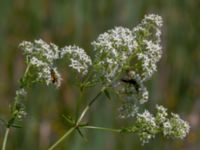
[121,78,140,92]
[50,68,58,84]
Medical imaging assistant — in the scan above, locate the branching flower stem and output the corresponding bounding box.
[48,87,106,150]
[76,87,105,125]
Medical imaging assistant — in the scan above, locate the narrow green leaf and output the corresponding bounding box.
[76,128,88,142]
[78,122,88,127]
[104,89,111,100]
[11,124,23,128]
[62,115,75,125]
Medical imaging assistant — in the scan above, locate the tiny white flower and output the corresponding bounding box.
[155,105,168,124]
[143,14,163,27]
[16,88,27,97]
[163,120,172,136]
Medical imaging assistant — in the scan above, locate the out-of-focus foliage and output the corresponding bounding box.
[0,0,199,149]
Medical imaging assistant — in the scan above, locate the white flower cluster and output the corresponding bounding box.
[20,39,60,64]
[19,39,62,87]
[155,105,168,124]
[92,14,162,83]
[14,88,27,119]
[163,113,190,139]
[134,105,190,145]
[132,14,163,81]
[135,110,158,145]
[61,45,92,76]
[92,27,137,82]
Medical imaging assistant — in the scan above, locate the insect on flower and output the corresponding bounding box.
[121,78,140,92]
[50,67,58,84]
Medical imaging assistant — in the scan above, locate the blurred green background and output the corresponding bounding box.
[0,0,199,149]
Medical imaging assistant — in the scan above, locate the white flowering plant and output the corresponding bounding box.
[1,14,190,150]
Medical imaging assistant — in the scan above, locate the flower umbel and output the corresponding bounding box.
[163,113,190,139]
[132,105,190,144]
[19,39,62,87]
[19,39,60,64]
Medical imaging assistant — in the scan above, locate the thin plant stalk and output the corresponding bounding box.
[81,126,121,133]
[2,128,10,150]
[75,88,83,123]
[48,127,76,150]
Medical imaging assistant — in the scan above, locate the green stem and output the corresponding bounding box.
[48,87,105,149]
[2,128,10,150]
[24,63,31,77]
[2,63,31,150]
[20,63,31,88]
[48,127,75,150]
[75,88,83,123]
[76,87,105,125]
[81,126,121,133]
